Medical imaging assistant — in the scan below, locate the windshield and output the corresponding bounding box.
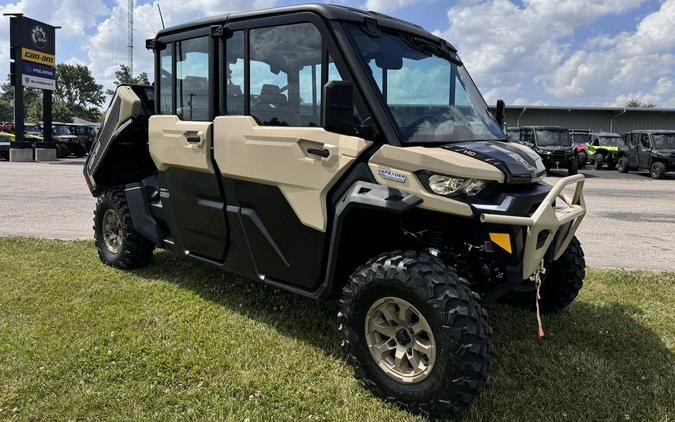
[572,133,590,144]
[653,133,675,149]
[345,24,503,143]
[598,136,624,147]
[25,126,41,134]
[53,125,72,136]
[535,130,570,147]
[506,129,520,142]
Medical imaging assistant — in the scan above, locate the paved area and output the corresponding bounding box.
[0,158,673,271]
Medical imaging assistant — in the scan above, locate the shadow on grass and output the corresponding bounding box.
[135,252,674,421]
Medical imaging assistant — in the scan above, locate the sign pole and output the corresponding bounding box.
[14,48,24,145]
[43,90,52,144]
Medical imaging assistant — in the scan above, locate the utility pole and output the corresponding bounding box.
[128,0,133,75]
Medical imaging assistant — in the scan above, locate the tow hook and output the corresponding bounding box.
[529,262,547,338]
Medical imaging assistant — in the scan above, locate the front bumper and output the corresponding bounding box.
[479,174,586,279]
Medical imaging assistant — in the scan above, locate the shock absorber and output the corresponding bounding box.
[426,219,447,257]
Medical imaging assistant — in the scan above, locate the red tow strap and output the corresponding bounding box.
[535,272,545,337]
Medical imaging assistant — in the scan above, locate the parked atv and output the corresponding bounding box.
[84,5,587,419]
[570,129,591,167]
[586,132,624,170]
[52,123,87,158]
[618,130,675,178]
[517,126,579,175]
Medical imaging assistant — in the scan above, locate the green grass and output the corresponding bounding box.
[0,237,673,421]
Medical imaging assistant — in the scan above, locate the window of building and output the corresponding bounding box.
[176,37,209,121]
[249,23,322,126]
[159,45,173,115]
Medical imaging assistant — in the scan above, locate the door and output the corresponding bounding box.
[149,34,229,261]
[212,18,371,289]
[638,133,652,169]
[627,133,639,168]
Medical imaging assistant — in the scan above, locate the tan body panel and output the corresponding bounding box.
[213,116,371,232]
[112,85,142,125]
[149,115,213,173]
[369,145,504,216]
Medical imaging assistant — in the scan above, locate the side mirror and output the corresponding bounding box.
[323,80,355,136]
[495,99,506,129]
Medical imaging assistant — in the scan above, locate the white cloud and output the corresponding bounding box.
[365,0,428,12]
[436,0,675,107]
[84,0,278,94]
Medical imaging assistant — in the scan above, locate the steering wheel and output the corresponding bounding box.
[403,115,438,135]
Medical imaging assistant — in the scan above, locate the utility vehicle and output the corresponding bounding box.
[84,5,587,418]
[517,126,579,174]
[570,129,591,167]
[0,131,11,160]
[51,122,86,158]
[618,130,675,178]
[586,131,624,170]
[68,123,98,152]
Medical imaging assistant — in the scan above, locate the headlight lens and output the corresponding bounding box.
[427,174,487,197]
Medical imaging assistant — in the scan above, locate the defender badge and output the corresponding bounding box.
[378,167,407,183]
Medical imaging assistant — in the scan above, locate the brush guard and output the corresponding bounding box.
[479,174,586,280]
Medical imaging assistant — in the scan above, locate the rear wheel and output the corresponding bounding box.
[56,143,69,158]
[617,157,629,173]
[339,251,491,419]
[577,151,587,168]
[650,162,666,179]
[94,187,154,269]
[568,157,578,175]
[593,153,604,170]
[501,237,585,314]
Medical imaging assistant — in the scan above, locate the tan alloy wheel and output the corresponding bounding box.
[364,297,436,383]
[102,209,123,254]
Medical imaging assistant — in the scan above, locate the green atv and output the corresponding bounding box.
[586,132,624,170]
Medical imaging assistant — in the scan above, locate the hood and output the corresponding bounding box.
[443,141,546,184]
[536,145,570,152]
[654,148,675,155]
[55,135,78,140]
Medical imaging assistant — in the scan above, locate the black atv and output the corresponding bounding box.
[518,126,579,175]
[618,130,675,178]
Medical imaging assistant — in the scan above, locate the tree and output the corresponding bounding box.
[107,65,151,96]
[625,99,656,108]
[55,63,105,121]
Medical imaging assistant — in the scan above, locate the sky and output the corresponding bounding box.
[0,0,674,107]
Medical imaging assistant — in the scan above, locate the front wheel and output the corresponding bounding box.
[339,251,491,419]
[594,153,604,170]
[568,157,578,175]
[617,157,629,173]
[94,187,154,269]
[650,162,666,179]
[501,237,585,313]
[577,151,587,168]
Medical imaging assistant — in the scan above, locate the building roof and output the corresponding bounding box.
[504,105,675,113]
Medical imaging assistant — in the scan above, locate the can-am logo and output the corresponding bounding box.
[31,25,47,49]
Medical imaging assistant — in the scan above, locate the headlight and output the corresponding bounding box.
[427,174,487,197]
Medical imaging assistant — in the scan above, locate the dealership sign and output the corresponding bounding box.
[10,16,57,90]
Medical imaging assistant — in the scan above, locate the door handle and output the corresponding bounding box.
[307,147,330,158]
[186,135,201,144]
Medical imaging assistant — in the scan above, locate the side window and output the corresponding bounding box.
[640,133,651,149]
[176,37,209,121]
[226,31,245,115]
[249,23,322,127]
[159,45,173,115]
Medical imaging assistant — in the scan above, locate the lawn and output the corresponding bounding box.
[0,237,673,421]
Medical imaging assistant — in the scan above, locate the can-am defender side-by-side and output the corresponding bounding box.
[587,132,624,170]
[618,130,675,178]
[517,126,579,175]
[83,5,587,419]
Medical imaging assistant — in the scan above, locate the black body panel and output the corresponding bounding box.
[222,179,326,289]
[443,141,546,184]
[158,168,229,261]
[125,177,167,246]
